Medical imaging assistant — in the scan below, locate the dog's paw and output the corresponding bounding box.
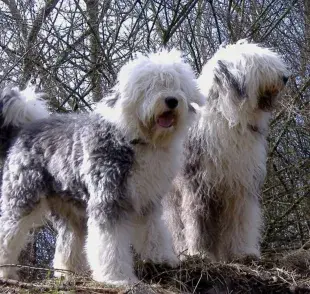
[0,268,18,280]
[53,270,76,280]
[92,272,139,286]
[143,251,180,268]
[164,254,180,268]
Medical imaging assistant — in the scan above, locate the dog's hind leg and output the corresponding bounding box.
[51,205,88,278]
[0,154,48,279]
[0,201,46,279]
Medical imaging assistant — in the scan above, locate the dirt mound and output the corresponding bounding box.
[0,253,309,293]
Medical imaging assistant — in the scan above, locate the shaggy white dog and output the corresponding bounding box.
[163,40,289,261]
[0,50,203,285]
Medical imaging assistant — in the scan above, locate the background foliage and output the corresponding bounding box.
[0,0,309,268]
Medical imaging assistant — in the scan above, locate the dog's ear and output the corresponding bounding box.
[215,60,246,99]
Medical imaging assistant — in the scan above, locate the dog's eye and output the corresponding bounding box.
[282,76,289,85]
[258,87,280,111]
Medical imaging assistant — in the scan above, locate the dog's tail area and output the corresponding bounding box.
[0,86,49,127]
[0,86,49,159]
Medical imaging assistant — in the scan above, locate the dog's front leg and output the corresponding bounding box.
[136,205,179,267]
[225,195,262,261]
[86,215,138,286]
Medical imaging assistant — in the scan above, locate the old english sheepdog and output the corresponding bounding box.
[0,50,203,285]
[163,40,289,261]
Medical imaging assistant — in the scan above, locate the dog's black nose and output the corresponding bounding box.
[165,97,178,109]
[282,75,289,85]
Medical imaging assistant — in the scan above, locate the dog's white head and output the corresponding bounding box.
[198,39,289,128]
[109,49,203,146]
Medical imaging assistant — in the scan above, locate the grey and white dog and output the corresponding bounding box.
[163,40,289,261]
[0,49,203,285]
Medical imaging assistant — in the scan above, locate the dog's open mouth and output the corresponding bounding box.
[156,111,175,128]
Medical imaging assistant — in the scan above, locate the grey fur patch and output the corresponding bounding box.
[1,113,135,224]
[215,61,245,98]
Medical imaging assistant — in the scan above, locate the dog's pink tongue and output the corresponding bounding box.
[157,112,174,128]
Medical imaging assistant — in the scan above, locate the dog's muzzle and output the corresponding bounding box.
[155,97,179,128]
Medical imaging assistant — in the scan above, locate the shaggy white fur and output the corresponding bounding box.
[0,49,203,286]
[84,50,203,284]
[163,40,289,261]
[95,49,204,145]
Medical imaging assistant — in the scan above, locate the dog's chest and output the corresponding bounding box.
[206,130,267,194]
[129,147,179,213]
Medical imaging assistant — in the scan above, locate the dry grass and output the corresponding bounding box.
[135,252,310,293]
[0,251,309,294]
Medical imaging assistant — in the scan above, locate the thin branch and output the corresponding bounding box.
[209,0,222,44]
[1,0,27,40]
[21,0,60,86]
[260,0,298,41]
[163,0,199,45]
